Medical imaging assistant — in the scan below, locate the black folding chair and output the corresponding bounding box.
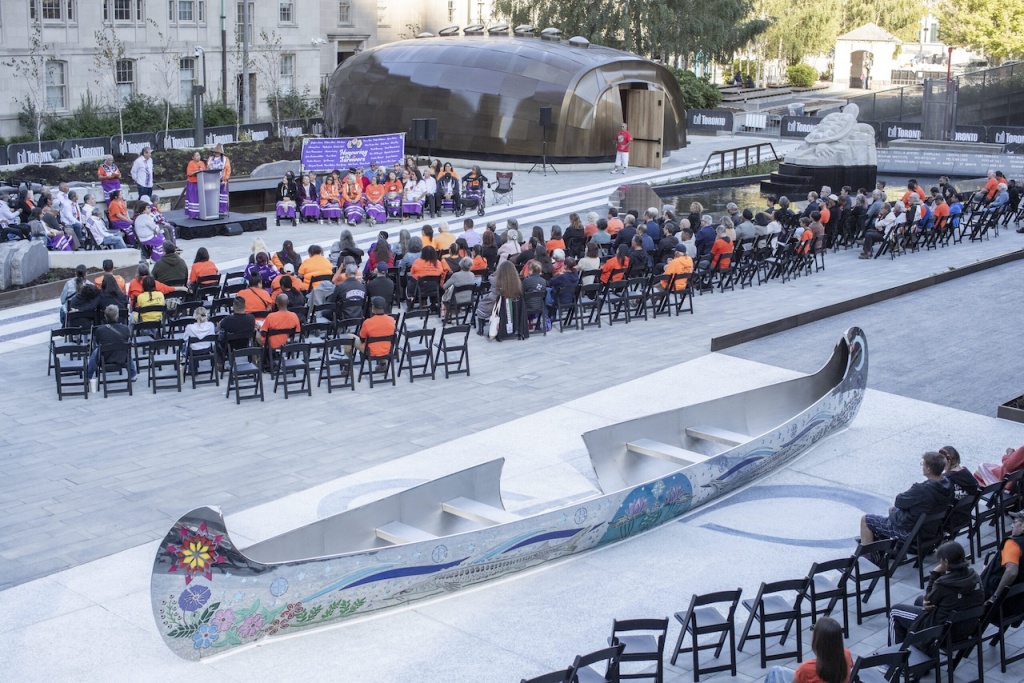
[608,617,667,683]
[670,589,742,681]
[737,577,809,668]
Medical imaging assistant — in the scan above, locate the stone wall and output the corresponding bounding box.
[0,241,48,289]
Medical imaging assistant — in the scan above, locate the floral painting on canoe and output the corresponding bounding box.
[599,473,693,544]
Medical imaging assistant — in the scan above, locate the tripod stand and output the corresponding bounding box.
[528,124,558,175]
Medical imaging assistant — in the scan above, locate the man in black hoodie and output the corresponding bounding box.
[860,451,952,545]
[888,541,983,644]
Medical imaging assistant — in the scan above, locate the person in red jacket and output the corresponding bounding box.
[611,123,632,174]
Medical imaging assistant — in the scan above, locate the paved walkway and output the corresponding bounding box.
[2,354,1023,681]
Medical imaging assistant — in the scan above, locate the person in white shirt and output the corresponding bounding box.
[85,206,128,249]
[0,192,31,240]
[59,189,85,244]
[130,147,154,200]
[422,168,439,218]
[461,217,481,248]
[404,169,427,204]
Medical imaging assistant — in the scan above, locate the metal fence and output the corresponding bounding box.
[850,62,1024,128]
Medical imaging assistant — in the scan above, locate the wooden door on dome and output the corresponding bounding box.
[626,89,664,169]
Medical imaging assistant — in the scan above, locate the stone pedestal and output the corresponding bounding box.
[762,163,877,198]
[0,241,50,288]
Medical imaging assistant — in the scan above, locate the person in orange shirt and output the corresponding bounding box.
[126,263,182,305]
[318,175,342,223]
[979,170,999,202]
[297,244,334,289]
[107,189,132,235]
[185,151,206,219]
[364,176,387,224]
[606,208,624,237]
[341,176,365,225]
[97,155,122,202]
[206,144,232,215]
[259,294,302,349]
[657,246,694,291]
[355,296,397,360]
[238,274,273,313]
[599,244,630,284]
[931,195,950,232]
[270,264,308,296]
[709,225,734,268]
[901,180,927,206]
[407,245,446,304]
[93,259,126,291]
[546,225,566,254]
[470,245,488,273]
[188,247,219,287]
[420,224,435,250]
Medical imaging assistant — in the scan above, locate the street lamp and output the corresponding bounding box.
[193,45,207,145]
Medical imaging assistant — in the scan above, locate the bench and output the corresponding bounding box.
[442,496,519,525]
[626,439,711,466]
[375,521,438,545]
[684,425,749,448]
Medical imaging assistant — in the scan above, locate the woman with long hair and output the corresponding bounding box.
[475,260,524,340]
[271,240,302,272]
[599,243,631,284]
[763,616,851,683]
[480,229,499,270]
[366,231,395,274]
[319,175,343,224]
[189,247,219,287]
[395,228,412,259]
[184,151,205,219]
[60,264,88,324]
[407,244,445,304]
[298,173,320,222]
[331,228,364,266]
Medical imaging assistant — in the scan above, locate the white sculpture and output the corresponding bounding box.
[785,104,877,167]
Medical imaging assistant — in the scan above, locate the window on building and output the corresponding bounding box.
[116,59,134,103]
[45,60,67,110]
[376,0,387,27]
[280,54,295,93]
[337,0,350,24]
[104,0,141,22]
[179,57,196,103]
[279,1,293,24]
[235,2,254,43]
[34,0,75,22]
[168,0,203,22]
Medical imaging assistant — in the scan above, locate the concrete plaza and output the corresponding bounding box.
[1,131,1024,680]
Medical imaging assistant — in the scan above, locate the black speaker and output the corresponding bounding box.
[221,222,243,236]
[539,107,552,128]
[412,118,438,141]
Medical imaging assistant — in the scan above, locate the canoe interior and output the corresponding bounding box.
[243,459,510,564]
[584,335,850,492]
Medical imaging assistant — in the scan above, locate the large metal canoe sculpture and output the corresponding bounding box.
[152,328,867,659]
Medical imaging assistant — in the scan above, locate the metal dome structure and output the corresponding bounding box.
[323,35,687,162]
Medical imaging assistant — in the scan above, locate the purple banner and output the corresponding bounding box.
[301,134,405,173]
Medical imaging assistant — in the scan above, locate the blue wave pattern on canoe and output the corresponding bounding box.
[151,328,868,660]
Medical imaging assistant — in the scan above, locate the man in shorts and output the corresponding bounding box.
[860,451,951,546]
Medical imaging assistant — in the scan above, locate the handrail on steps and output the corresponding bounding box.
[699,142,778,179]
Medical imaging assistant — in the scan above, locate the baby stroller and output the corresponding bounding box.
[458,178,486,217]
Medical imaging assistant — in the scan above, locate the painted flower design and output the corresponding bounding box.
[270,577,288,597]
[192,623,219,649]
[625,497,649,520]
[178,585,212,612]
[237,613,265,638]
[210,609,236,631]
[664,486,686,505]
[266,602,304,635]
[166,521,226,585]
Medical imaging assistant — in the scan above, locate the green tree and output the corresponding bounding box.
[942,0,1024,64]
[840,0,923,42]
[760,0,840,65]
[492,0,769,63]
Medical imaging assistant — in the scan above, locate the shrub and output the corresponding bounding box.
[787,64,818,88]
[672,69,723,110]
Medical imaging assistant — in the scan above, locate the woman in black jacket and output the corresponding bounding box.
[888,541,984,645]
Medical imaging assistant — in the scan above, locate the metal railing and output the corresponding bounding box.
[699,142,778,178]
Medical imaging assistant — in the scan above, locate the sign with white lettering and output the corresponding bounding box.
[881,121,922,142]
[7,140,62,165]
[686,109,734,132]
[61,136,112,160]
[988,126,1024,146]
[877,149,1024,176]
[301,134,406,172]
[951,126,986,144]
[156,128,197,151]
[111,133,158,156]
[780,115,823,138]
